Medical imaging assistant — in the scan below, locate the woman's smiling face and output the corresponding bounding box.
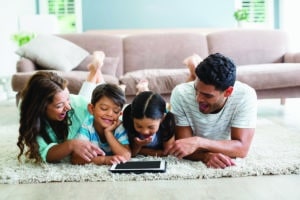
[46,88,71,121]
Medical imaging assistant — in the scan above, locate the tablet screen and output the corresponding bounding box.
[115,161,161,169]
[109,160,166,173]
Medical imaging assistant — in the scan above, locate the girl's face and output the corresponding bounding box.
[133,117,161,139]
[46,88,71,121]
[88,96,122,129]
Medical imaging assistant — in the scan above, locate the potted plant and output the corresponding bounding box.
[234,8,249,27]
[11,32,36,47]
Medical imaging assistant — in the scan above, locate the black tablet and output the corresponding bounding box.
[109,160,167,173]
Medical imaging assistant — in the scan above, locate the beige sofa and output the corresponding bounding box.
[11,29,300,103]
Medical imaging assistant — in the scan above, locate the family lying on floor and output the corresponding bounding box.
[17,51,257,169]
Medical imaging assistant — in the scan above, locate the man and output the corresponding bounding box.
[165,53,257,169]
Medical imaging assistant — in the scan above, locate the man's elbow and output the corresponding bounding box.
[236,147,250,158]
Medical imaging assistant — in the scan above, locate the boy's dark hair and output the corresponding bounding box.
[195,53,236,91]
[91,83,126,108]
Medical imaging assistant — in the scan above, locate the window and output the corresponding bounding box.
[39,0,82,33]
[236,0,273,28]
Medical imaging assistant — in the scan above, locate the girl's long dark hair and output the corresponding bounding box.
[17,71,69,163]
[123,91,175,148]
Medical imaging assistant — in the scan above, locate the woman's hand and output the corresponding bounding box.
[71,139,105,162]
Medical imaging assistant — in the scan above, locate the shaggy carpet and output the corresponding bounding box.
[0,119,300,184]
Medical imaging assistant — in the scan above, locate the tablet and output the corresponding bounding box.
[109,160,167,173]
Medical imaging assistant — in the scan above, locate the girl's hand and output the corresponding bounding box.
[131,136,153,156]
[134,136,153,147]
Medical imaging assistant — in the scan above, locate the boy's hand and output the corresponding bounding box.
[104,119,121,134]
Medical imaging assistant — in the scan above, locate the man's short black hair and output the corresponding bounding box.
[195,53,236,91]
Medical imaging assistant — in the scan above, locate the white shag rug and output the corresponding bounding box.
[1,119,300,184]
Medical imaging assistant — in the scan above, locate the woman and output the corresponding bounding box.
[17,51,107,164]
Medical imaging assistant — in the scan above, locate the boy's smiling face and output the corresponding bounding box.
[88,96,122,130]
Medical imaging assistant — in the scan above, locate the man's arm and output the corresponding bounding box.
[200,127,255,158]
[166,126,255,168]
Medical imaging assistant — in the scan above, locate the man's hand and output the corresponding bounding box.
[164,137,200,158]
[204,152,236,169]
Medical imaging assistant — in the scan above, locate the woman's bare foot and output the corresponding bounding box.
[183,54,202,82]
[88,51,105,72]
[87,51,106,83]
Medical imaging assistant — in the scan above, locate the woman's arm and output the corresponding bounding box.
[47,139,104,163]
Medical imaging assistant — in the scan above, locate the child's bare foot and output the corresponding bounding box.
[136,79,149,95]
[183,54,202,82]
[88,51,106,72]
[119,84,126,93]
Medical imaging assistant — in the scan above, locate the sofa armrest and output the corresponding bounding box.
[16,57,37,72]
[284,52,300,63]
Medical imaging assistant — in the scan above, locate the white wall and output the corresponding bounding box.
[0,0,36,77]
[280,0,300,52]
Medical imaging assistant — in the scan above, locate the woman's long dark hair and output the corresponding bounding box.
[17,71,69,163]
[123,91,175,148]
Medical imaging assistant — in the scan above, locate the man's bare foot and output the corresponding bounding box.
[183,54,202,82]
[136,79,149,95]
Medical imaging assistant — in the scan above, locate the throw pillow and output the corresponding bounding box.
[74,55,120,76]
[15,35,89,71]
[119,68,189,95]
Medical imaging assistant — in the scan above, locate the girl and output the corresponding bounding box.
[122,91,175,157]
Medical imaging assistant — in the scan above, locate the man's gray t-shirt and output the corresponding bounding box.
[170,81,257,140]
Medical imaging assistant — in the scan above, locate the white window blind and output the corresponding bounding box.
[236,0,273,28]
[39,0,82,33]
[242,0,266,23]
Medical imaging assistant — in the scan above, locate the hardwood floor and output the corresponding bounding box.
[0,98,300,200]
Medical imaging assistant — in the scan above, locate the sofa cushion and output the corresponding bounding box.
[119,68,189,95]
[207,29,288,65]
[57,33,124,77]
[15,35,89,71]
[74,55,120,76]
[123,33,208,73]
[16,57,36,72]
[237,63,300,90]
[11,71,119,95]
